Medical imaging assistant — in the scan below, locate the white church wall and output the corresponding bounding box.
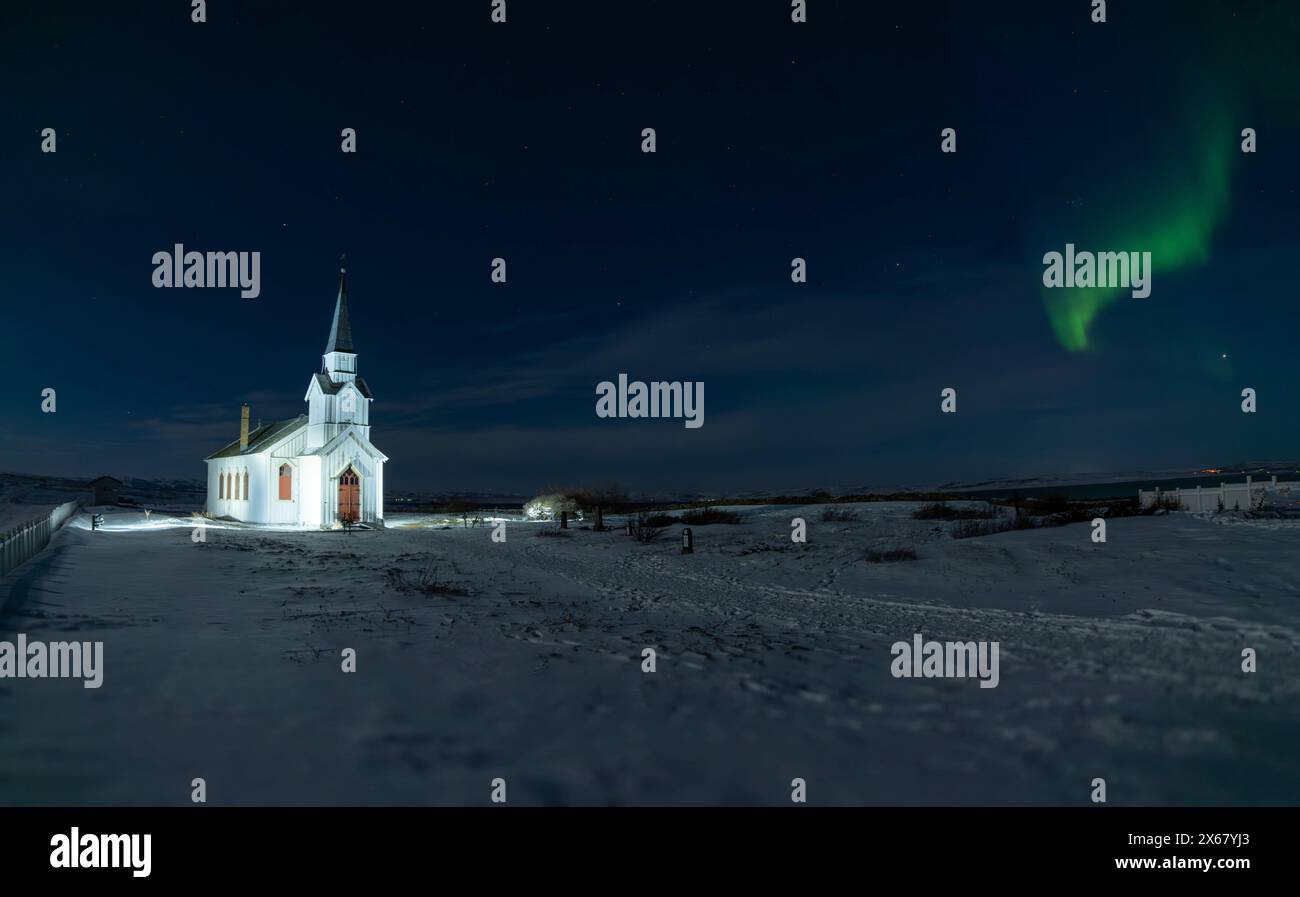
[207,460,250,520]
[267,458,300,526]
[247,453,273,524]
[299,456,323,528]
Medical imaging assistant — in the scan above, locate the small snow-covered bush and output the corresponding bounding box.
[523,494,579,521]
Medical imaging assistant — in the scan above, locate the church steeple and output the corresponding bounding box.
[321,257,358,384]
[324,258,355,355]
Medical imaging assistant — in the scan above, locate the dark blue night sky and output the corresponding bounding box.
[3,0,1298,495]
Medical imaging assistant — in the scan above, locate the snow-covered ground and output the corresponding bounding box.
[1,501,1297,806]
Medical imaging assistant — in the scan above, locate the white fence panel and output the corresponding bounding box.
[0,500,81,578]
[1138,477,1296,512]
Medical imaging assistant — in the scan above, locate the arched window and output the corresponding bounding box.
[219,471,225,499]
[225,472,232,499]
[242,470,249,501]
[279,464,293,501]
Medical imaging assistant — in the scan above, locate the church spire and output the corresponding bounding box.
[324,256,355,355]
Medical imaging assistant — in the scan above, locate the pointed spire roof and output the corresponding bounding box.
[325,257,355,354]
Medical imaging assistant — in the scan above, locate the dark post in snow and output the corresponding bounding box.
[594,506,606,532]
[682,527,694,554]
[625,520,633,536]
[560,511,568,529]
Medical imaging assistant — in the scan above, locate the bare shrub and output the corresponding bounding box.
[384,558,469,596]
[1141,493,1183,515]
[629,512,668,543]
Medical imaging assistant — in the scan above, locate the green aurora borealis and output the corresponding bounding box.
[1042,109,1235,353]
[1038,0,1297,352]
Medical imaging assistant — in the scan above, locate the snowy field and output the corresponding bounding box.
[1,501,1298,806]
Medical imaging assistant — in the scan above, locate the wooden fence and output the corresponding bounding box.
[0,500,82,578]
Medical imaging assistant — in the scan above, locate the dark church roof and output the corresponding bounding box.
[204,415,307,460]
[324,269,355,354]
[312,373,372,399]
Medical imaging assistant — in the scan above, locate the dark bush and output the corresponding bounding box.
[912,502,995,521]
[950,515,1040,539]
[679,507,741,525]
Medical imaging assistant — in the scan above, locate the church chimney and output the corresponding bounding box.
[240,404,250,451]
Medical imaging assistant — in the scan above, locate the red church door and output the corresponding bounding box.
[338,468,361,523]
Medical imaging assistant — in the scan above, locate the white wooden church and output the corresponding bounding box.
[204,265,387,527]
